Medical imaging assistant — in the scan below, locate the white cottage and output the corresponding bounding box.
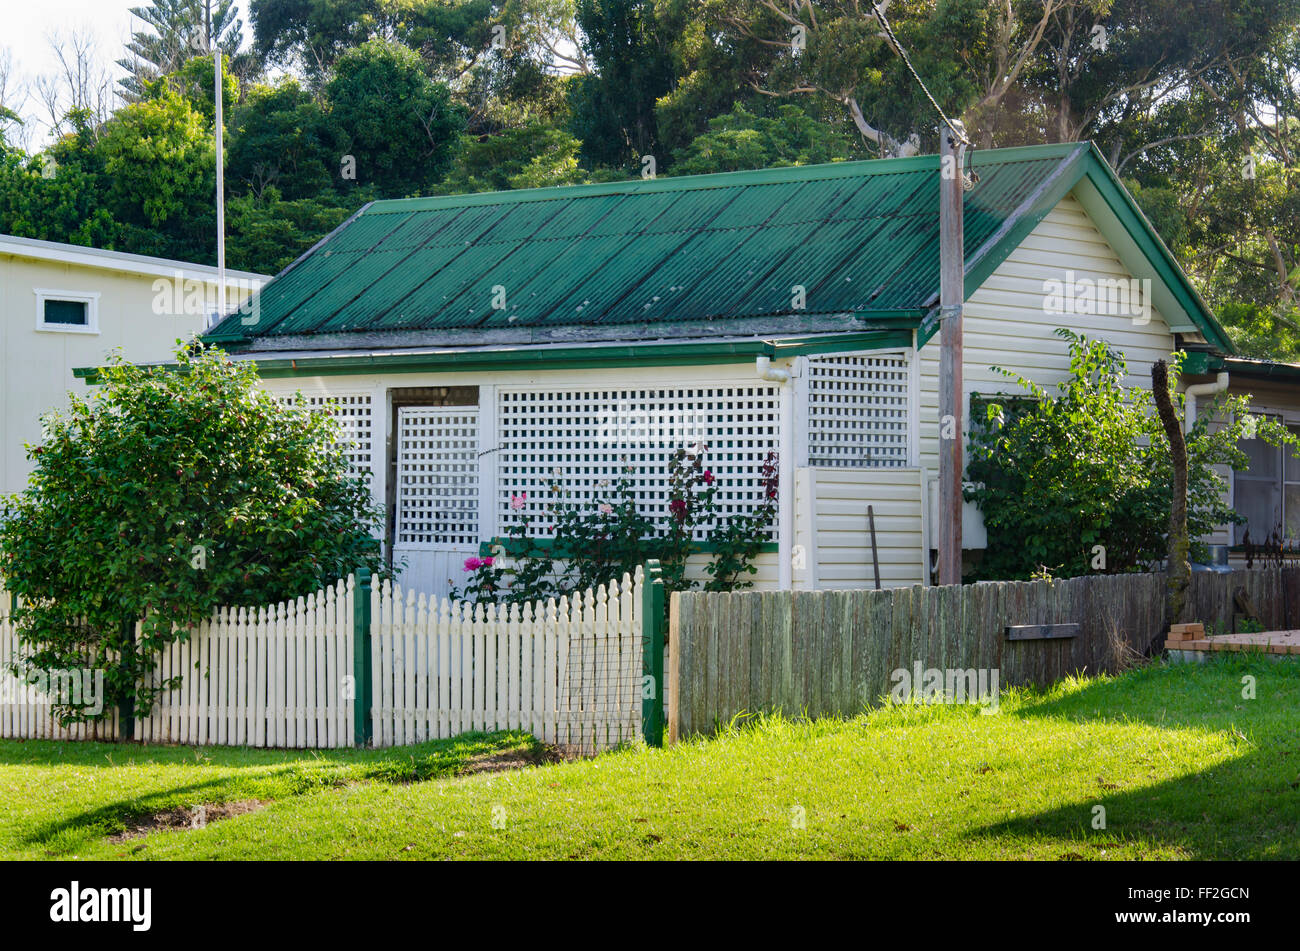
[158,142,1250,597]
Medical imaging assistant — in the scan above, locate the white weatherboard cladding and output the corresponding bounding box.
[916,192,1180,556]
[796,466,927,589]
[806,350,910,468]
[918,193,1178,478]
[495,384,780,540]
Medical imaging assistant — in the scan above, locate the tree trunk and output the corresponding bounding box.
[1152,360,1190,625]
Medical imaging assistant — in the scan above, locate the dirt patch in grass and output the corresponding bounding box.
[109,800,265,843]
[458,744,569,776]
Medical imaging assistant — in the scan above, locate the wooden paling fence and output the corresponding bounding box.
[0,567,653,753]
[370,568,646,753]
[669,568,1299,741]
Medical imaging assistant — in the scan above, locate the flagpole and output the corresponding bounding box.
[208,0,225,328]
[214,49,225,325]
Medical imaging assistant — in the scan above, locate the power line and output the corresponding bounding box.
[871,3,973,148]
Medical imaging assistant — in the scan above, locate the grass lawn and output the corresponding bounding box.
[2,656,1297,860]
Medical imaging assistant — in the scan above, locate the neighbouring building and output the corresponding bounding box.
[1,233,267,497]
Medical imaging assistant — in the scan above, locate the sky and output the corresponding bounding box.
[1,0,253,148]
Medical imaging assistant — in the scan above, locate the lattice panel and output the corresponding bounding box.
[806,352,910,468]
[396,407,480,548]
[496,385,779,540]
[278,392,377,482]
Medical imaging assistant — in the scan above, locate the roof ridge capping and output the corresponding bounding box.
[363,141,1089,214]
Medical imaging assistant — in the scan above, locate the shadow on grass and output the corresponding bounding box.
[968,656,1300,859]
[6,730,540,855]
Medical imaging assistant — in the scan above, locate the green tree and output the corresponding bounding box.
[97,86,216,261]
[669,102,864,175]
[440,121,588,193]
[324,38,465,198]
[966,330,1297,580]
[226,189,360,272]
[118,0,250,101]
[228,79,335,199]
[0,345,384,725]
[570,0,676,169]
[0,111,120,248]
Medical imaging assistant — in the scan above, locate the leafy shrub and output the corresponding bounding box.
[0,345,385,723]
[966,330,1296,580]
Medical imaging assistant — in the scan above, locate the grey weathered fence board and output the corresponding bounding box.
[668,568,1300,741]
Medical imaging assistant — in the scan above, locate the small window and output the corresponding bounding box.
[35,289,99,334]
[1232,417,1300,545]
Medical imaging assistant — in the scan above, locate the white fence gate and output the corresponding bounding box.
[1,570,646,754]
[371,568,645,753]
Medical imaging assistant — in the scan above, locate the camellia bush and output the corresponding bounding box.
[0,344,385,725]
[966,330,1297,580]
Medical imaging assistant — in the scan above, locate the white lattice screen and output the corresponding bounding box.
[806,351,910,468]
[496,385,780,539]
[396,407,480,548]
[277,392,377,482]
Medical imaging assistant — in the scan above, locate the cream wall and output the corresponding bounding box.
[918,192,1180,480]
[1,249,263,497]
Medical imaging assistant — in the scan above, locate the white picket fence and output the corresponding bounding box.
[0,569,645,753]
[371,567,645,753]
[138,577,357,748]
[0,581,120,741]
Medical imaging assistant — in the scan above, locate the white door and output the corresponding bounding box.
[392,406,482,600]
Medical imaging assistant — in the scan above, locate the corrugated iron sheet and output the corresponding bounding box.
[211,148,1082,341]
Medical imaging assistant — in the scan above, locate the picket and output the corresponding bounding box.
[0,570,646,752]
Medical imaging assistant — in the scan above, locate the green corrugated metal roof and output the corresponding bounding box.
[207,141,1230,353]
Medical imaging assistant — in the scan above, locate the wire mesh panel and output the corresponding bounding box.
[278,392,377,483]
[396,407,480,548]
[806,351,910,468]
[496,384,780,539]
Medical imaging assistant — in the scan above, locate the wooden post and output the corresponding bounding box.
[938,123,967,585]
[353,567,373,747]
[867,504,882,590]
[641,560,665,747]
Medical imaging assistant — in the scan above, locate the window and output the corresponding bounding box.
[806,351,911,467]
[1232,417,1300,544]
[34,289,99,334]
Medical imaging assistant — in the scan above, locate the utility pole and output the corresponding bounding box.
[938,122,967,586]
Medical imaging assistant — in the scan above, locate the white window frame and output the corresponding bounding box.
[34,288,100,335]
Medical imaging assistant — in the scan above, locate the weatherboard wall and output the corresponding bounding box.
[917,193,1180,555]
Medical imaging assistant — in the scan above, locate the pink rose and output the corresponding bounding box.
[510,492,527,510]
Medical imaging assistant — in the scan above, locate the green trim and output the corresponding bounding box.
[478,537,779,558]
[1221,356,1300,382]
[1074,146,1230,352]
[1180,350,1220,375]
[352,566,373,747]
[73,330,913,384]
[641,560,665,748]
